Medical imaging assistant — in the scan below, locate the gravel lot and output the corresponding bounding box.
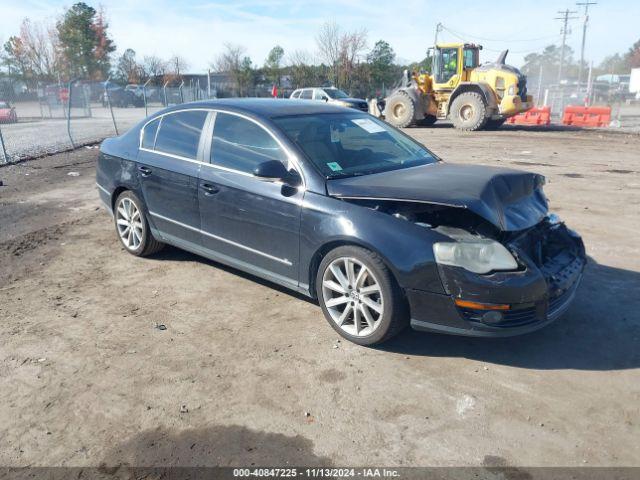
[0,105,162,162]
[0,125,639,468]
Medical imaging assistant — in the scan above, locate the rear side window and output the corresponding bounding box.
[211,112,287,174]
[300,89,313,99]
[141,118,160,149]
[154,110,208,159]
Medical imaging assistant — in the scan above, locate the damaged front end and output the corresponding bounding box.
[342,197,586,336]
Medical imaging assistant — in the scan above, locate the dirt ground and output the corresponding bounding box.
[0,125,639,468]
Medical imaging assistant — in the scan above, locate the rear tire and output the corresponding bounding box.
[450,91,489,131]
[113,191,164,257]
[316,246,408,346]
[384,91,415,128]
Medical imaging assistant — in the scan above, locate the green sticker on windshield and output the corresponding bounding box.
[327,162,343,172]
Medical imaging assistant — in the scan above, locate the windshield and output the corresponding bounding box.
[273,113,438,178]
[324,88,349,99]
[0,102,8,108]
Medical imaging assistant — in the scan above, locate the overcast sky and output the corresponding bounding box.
[1,0,638,72]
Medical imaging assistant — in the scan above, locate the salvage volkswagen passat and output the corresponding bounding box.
[96,99,586,345]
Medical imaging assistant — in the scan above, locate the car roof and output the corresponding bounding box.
[162,98,357,118]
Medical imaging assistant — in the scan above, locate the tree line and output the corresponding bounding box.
[521,41,640,86]
[2,2,639,99]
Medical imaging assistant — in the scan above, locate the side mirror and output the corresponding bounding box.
[253,160,291,183]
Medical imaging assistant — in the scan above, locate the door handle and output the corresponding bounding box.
[201,183,220,195]
[138,166,152,177]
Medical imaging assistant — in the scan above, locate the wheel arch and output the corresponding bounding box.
[307,238,401,300]
[447,82,497,115]
[111,186,129,210]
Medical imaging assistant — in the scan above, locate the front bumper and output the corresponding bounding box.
[408,222,586,337]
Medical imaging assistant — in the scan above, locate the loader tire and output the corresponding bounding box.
[450,92,489,131]
[417,115,437,127]
[385,92,415,128]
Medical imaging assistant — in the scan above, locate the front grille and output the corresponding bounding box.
[456,222,584,329]
[460,304,539,328]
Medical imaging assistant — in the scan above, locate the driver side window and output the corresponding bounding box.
[210,112,287,175]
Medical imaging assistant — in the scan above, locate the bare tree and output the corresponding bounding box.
[339,29,367,90]
[168,55,189,77]
[142,55,166,81]
[315,21,367,90]
[20,19,58,79]
[1,18,59,85]
[287,49,316,88]
[211,43,247,95]
[315,21,342,85]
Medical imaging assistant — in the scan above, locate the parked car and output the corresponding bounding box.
[0,101,18,123]
[102,86,144,108]
[290,87,368,112]
[97,99,586,345]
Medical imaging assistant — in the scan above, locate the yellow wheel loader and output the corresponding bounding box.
[384,43,534,131]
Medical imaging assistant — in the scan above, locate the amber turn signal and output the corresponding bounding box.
[454,299,510,311]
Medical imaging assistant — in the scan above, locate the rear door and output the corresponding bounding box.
[137,109,210,245]
[198,111,303,286]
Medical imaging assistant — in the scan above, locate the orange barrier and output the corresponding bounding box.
[505,106,551,126]
[562,105,611,127]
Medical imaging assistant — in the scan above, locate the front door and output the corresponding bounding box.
[137,109,210,245]
[198,111,303,287]
[433,47,461,90]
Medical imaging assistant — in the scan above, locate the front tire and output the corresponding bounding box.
[384,91,415,128]
[316,246,408,346]
[450,91,489,131]
[114,191,164,257]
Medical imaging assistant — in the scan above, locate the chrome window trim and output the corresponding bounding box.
[138,106,306,189]
[149,211,293,266]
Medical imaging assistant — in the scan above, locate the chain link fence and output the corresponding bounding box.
[0,79,215,165]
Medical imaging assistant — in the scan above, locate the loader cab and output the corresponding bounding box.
[432,43,481,89]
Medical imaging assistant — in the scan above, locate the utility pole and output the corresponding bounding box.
[576,2,597,88]
[434,22,443,48]
[555,9,578,83]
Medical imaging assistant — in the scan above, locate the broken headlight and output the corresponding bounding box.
[433,238,518,274]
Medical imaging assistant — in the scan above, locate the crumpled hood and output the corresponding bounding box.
[327,162,548,231]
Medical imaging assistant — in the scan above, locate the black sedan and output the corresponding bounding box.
[96,99,585,345]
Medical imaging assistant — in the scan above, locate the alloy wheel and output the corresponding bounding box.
[321,257,384,337]
[116,197,143,251]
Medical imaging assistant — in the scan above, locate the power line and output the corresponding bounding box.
[439,25,560,54]
[441,25,560,44]
[555,9,579,82]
